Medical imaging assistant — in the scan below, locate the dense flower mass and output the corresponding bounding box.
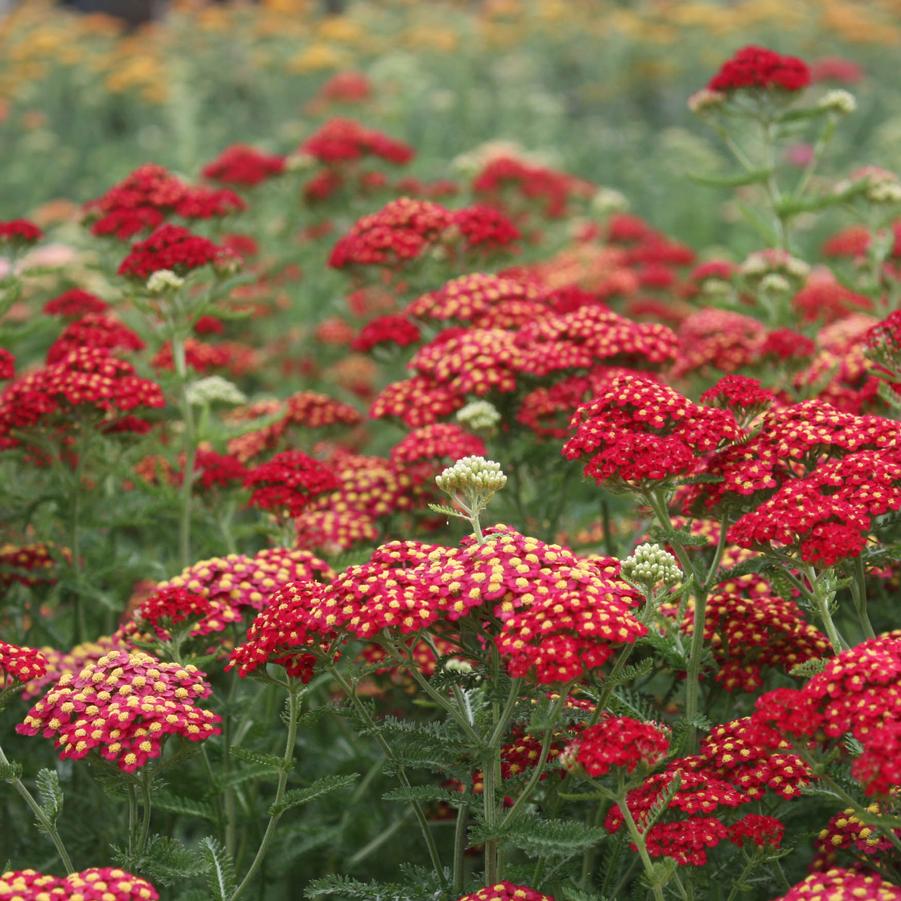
[244,450,340,516]
[228,580,327,680]
[43,289,109,318]
[300,118,414,165]
[0,347,164,448]
[118,224,224,277]
[0,868,159,900]
[0,641,48,687]
[570,717,669,777]
[155,547,333,635]
[563,373,741,486]
[775,868,901,901]
[17,650,221,771]
[0,219,42,244]
[707,46,811,93]
[752,633,901,796]
[455,885,554,901]
[202,144,286,186]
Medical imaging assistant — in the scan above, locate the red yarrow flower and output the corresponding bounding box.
[455,885,554,901]
[708,46,811,93]
[775,868,901,901]
[569,717,669,777]
[244,450,340,517]
[0,641,48,688]
[0,867,159,900]
[202,144,286,186]
[43,289,109,318]
[0,219,42,245]
[118,224,223,278]
[17,650,221,772]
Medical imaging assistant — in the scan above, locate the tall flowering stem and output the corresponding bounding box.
[0,743,74,872]
[230,679,303,901]
[172,331,197,568]
[647,491,728,749]
[327,664,446,886]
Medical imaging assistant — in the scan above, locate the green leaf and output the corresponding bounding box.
[269,774,359,816]
[35,769,64,826]
[427,502,467,520]
[0,761,23,781]
[198,837,236,901]
[687,168,773,188]
[789,658,828,678]
[213,764,278,791]
[305,875,407,899]
[473,814,604,858]
[637,772,682,835]
[230,747,287,772]
[153,793,218,822]
[382,785,460,805]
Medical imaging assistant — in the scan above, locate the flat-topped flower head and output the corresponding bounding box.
[156,547,333,636]
[185,375,246,407]
[775,867,901,900]
[569,716,669,778]
[244,450,340,517]
[118,224,223,279]
[455,883,554,901]
[0,867,159,900]
[17,649,221,772]
[0,641,48,689]
[563,373,741,488]
[707,46,811,93]
[228,581,328,681]
[0,219,42,246]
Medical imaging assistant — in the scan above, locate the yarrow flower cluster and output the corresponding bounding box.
[752,633,901,796]
[202,144,286,186]
[0,347,164,449]
[0,868,159,900]
[118,224,225,278]
[455,884,554,901]
[17,650,221,772]
[707,45,811,93]
[156,547,333,636]
[0,219,42,246]
[775,868,901,901]
[0,641,48,689]
[563,373,741,487]
[243,450,340,517]
[568,716,669,777]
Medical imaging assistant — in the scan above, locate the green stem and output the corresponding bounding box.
[619,793,664,901]
[328,666,446,885]
[229,684,302,901]
[0,743,74,873]
[138,770,153,857]
[500,692,567,828]
[173,332,196,568]
[127,784,138,859]
[452,794,470,894]
[851,557,876,640]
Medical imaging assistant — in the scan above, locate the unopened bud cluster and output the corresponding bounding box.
[621,543,682,589]
[146,269,185,294]
[818,89,856,115]
[456,400,501,435]
[185,376,247,407]
[436,456,507,498]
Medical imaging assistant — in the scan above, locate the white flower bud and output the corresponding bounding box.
[818,89,856,115]
[435,456,507,498]
[456,400,501,435]
[146,269,184,294]
[185,376,247,407]
[620,543,682,589]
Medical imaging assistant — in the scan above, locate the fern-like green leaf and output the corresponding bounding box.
[304,875,407,899]
[473,814,604,858]
[269,773,358,816]
[153,793,218,822]
[382,785,460,805]
[34,769,64,826]
[198,836,236,901]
